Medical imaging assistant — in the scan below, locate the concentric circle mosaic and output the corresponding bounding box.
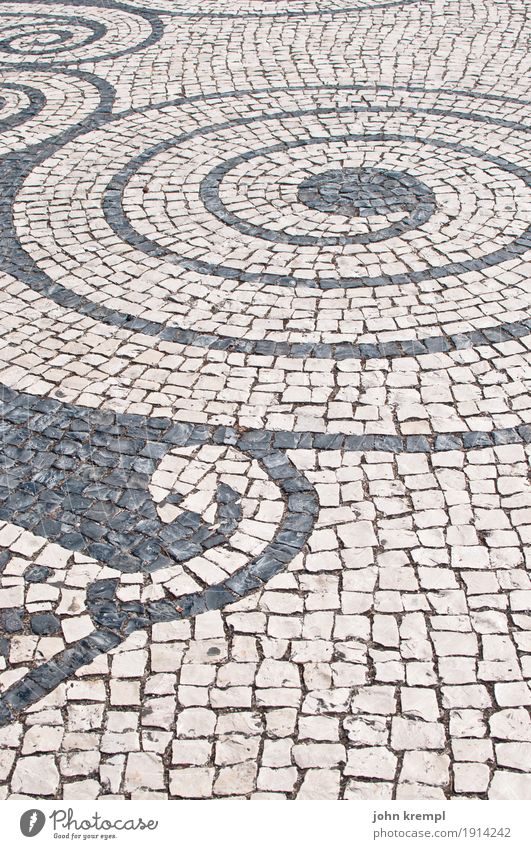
[122,0,423,16]
[12,86,531,361]
[202,159,438,247]
[105,88,530,291]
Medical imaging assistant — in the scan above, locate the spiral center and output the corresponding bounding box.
[298,166,435,218]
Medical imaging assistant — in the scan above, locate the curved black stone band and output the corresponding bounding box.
[0,383,319,724]
[140,0,424,21]
[201,147,436,247]
[0,380,530,726]
[0,13,105,57]
[1,81,529,361]
[0,82,46,133]
[107,106,531,290]
[0,1,164,66]
[0,386,319,577]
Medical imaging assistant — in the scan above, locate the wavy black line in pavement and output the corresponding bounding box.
[122,0,427,21]
[0,65,115,328]
[0,1,164,66]
[0,382,530,724]
[106,103,531,291]
[1,380,530,725]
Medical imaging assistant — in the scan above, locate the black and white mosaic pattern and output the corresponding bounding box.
[0,0,529,801]
[296,166,436,225]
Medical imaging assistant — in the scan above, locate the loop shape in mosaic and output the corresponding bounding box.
[123,0,423,17]
[8,86,530,364]
[0,384,320,723]
[0,2,162,65]
[104,89,529,292]
[201,154,438,247]
[0,70,110,153]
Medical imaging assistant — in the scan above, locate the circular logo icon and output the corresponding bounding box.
[20,810,46,838]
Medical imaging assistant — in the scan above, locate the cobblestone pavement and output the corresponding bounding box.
[0,0,530,801]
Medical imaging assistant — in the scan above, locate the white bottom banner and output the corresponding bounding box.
[1,800,528,849]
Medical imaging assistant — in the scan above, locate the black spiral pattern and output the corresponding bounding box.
[0,0,529,734]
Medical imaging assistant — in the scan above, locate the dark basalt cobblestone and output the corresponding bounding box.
[298,166,436,220]
[0,0,529,802]
[134,0,426,20]
[201,154,437,247]
[0,0,164,66]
